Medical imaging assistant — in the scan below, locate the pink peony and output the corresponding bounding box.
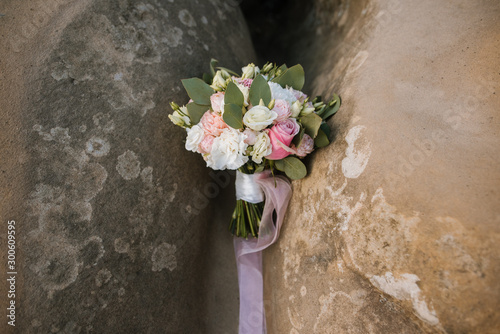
[210,92,225,113]
[265,119,300,160]
[201,110,228,136]
[198,135,215,154]
[272,99,292,123]
[293,134,314,157]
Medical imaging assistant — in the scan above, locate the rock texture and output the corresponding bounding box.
[263,0,500,333]
[0,0,253,333]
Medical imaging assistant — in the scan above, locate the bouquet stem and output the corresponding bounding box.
[230,199,264,238]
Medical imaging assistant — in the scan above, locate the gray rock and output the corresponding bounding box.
[0,0,253,333]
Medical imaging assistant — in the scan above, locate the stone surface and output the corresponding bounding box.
[0,0,253,333]
[263,0,500,333]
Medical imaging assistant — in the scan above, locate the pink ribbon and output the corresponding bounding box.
[233,172,292,334]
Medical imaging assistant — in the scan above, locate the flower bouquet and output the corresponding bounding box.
[169,59,340,333]
[170,59,340,235]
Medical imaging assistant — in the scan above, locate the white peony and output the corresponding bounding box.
[185,124,205,153]
[268,82,297,105]
[243,105,278,131]
[251,132,272,164]
[206,128,248,170]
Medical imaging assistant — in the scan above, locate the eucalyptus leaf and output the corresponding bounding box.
[187,102,209,124]
[314,128,330,148]
[300,113,323,138]
[225,81,244,107]
[272,64,305,90]
[202,73,212,84]
[292,125,305,147]
[274,159,285,172]
[182,78,214,105]
[321,93,341,120]
[282,156,307,180]
[320,122,331,138]
[249,75,272,106]
[223,103,243,129]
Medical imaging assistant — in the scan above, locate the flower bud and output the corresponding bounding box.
[241,63,260,79]
[300,102,315,116]
[290,100,302,118]
[170,101,180,111]
[267,99,275,110]
[262,62,274,73]
[210,70,230,91]
[169,109,191,128]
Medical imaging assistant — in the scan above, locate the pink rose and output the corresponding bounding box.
[272,99,291,123]
[243,128,258,145]
[210,92,225,113]
[198,135,215,154]
[200,111,228,136]
[293,134,314,157]
[265,119,300,160]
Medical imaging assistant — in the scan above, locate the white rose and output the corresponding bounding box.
[290,100,302,118]
[243,105,277,131]
[206,128,248,170]
[185,124,204,153]
[241,63,260,79]
[251,132,272,164]
[236,83,250,106]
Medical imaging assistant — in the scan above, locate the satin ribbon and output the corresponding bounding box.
[233,171,292,334]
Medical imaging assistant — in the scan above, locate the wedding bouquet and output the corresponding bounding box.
[169,59,340,237]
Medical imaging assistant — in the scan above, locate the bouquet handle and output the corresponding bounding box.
[233,172,292,334]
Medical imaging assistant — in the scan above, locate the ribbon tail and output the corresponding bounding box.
[234,238,266,334]
[233,172,292,334]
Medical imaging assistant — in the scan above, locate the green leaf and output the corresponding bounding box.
[320,122,331,138]
[300,113,323,138]
[225,81,244,107]
[223,103,243,129]
[210,59,219,77]
[272,64,305,90]
[278,64,288,72]
[292,125,305,147]
[321,93,341,120]
[249,75,272,106]
[314,128,330,148]
[274,159,286,172]
[187,102,209,124]
[202,72,212,84]
[217,66,239,77]
[182,78,214,105]
[280,156,307,180]
[255,164,265,173]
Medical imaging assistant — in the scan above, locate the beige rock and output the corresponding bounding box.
[265,0,500,333]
